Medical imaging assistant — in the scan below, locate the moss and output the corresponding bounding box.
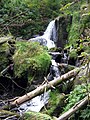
[60,1,90,46]
[80,13,90,35]
[41,89,65,117]
[68,12,80,44]
[23,111,53,120]
[13,41,51,81]
[68,11,90,45]
[0,43,9,72]
[0,110,20,119]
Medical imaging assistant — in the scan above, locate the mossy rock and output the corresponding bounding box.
[13,41,51,82]
[61,1,90,46]
[23,111,53,120]
[0,43,9,72]
[0,110,20,119]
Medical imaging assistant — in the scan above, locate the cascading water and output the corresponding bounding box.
[18,20,60,115]
[43,20,57,42]
[18,90,50,114]
[18,60,60,115]
[29,20,57,49]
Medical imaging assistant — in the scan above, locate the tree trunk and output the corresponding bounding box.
[57,95,90,120]
[0,36,13,45]
[3,67,80,109]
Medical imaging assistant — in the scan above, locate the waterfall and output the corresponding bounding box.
[29,20,57,49]
[18,20,59,114]
[43,20,57,42]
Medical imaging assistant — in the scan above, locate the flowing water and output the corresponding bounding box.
[18,90,50,115]
[29,20,57,49]
[18,59,60,115]
[18,20,60,114]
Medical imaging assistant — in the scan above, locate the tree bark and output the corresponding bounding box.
[0,36,13,45]
[3,67,80,109]
[58,63,76,70]
[57,94,90,120]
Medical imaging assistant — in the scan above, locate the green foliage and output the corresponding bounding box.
[60,2,74,12]
[60,0,89,48]
[13,41,51,80]
[69,48,78,58]
[0,0,62,38]
[80,106,90,120]
[42,89,65,116]
[68,12,80,44]
[63,84,90,112]
[60,1,80,15]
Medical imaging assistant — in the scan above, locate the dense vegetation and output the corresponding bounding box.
[0,0,90,120]
[0,0,64,39]
[13,41,51,81]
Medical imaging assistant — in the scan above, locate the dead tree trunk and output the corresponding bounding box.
[0,36,13,45]
[57,94,90,120]
[3,67,80,109]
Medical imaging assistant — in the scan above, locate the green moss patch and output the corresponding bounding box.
[42,89,65,117]
[23,111,53,120]
[13,41,51,81]
[0,43,9,72]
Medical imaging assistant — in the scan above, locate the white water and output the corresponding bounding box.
[51,59,60,77]
[30,20,57,49]
[18,60,60,115]
[43,20,57,41]
[18,90,50,114]
[18,20,59,114]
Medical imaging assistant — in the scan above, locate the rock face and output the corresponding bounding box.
[55,15,72,48]
[0,37,16,95]
[0,43,8,72]
[0,39,51,95]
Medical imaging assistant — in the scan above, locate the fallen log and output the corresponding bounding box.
[3,67,80,109]
[0,36,13,45]
[57,94,90,120]
[58,63,76,70]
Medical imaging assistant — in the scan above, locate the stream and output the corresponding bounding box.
[0,19,67,118]
[17,20,61,115]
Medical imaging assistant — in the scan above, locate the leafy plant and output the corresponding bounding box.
[80,106,90,120]
[0,0,62,38]
[63,84,90,112]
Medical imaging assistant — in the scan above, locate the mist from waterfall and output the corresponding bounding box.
[29,20,57,49]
